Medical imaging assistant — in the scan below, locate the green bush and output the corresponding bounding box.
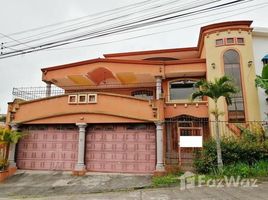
[194,136,268,174]
[0,157,8,171]
[210,161,268,178]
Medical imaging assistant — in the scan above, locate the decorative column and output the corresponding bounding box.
[46,82,52,97]
[156,76,162,100]
[75,123,87,171]
[8,123,19,167]
[155,121,165,171]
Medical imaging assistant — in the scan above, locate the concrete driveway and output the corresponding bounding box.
[0,170,152,199]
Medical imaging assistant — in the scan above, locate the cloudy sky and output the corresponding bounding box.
[0,0,268,113]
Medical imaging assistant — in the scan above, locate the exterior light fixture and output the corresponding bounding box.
[248,61,253,68]
[211,63,216,69]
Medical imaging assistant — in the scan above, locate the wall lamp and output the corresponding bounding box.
[248,61,253,68]
[211,63,216,69]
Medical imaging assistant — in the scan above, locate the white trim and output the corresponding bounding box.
[88,94,97,103]
[78,94,88,104]
[68,95,77,104]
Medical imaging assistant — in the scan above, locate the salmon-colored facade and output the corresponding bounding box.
[7,21,261,174]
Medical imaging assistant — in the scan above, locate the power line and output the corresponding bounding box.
[0,0,156,38]
[2,0,166,44]
[0,0,254,59]
[4,0,209,48]
[48,3,268,51]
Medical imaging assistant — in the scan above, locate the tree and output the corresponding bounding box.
[191,76,238,169]
[255,64,268,96]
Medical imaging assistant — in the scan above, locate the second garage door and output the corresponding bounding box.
[86,124,156,173]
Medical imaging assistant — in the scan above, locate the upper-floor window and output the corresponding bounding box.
[223,49,245,122]
[226,38,235,44]
[215,37,245,46]
[237,38,244,44]
[131,90,153,100]
[169,80,198,101]
[216,39,224,46]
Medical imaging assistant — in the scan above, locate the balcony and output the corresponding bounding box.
[12,83,156,101]
[10,90,157,124]
[12,86,64,101]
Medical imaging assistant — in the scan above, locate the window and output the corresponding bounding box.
[237,38,244,44]
[216,39,224,46]
[88,94,97,103]
[226,38,235,44]
[68,95,77,104]
[131,90,153,100]
[224,49,245,122]
[78,94,87,104]
[169,80,199,101]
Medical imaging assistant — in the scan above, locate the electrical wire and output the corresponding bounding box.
[4,0,214,48]
[0,0,255,59]
[48,2,268,51]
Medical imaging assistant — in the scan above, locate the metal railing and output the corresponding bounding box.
[12,86,64,101]
[12,85,156,101]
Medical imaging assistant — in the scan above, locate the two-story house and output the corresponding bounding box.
[6,21,261,174]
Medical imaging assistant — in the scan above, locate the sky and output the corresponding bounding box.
[0,0,268,113]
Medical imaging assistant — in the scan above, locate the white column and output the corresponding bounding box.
[155,121,165,171]
[8,123,19,167]
[156,76,162,100]
[75,123,87,171]
[46,82,52,97]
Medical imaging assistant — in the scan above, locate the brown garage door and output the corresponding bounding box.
[86,124,156,173]
[17,125,78,171]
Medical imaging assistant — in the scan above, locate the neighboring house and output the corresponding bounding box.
[6,21,261,174]
[252,27,268,121]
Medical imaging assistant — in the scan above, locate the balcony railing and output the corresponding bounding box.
[12,84,156,101]
[12,86,64,101]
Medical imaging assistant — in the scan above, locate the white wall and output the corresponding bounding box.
[252,28,268,121]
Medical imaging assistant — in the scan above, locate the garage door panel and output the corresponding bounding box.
[86,161,155,173]
[86,124,156,173]
[17,126,78,171]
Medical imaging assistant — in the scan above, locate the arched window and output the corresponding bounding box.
[131,90,153,100]
[223,49,245,122]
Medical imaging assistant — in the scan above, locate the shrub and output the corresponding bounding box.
[0,156,8,171]
[210,161,268,178]
[194,137,268,174]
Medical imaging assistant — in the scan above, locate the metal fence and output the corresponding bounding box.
[12,86,64,101]
[165,119,268,168]
[12,85,156,101]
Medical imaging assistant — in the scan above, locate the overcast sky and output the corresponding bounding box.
[0,0,268,113]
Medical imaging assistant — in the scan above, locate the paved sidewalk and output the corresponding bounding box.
[0,170,152,198]
[1,181,268,200]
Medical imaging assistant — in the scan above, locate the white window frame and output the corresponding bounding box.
[88,94,97,103]
[78,94,88,104]
[68,95,77,104]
